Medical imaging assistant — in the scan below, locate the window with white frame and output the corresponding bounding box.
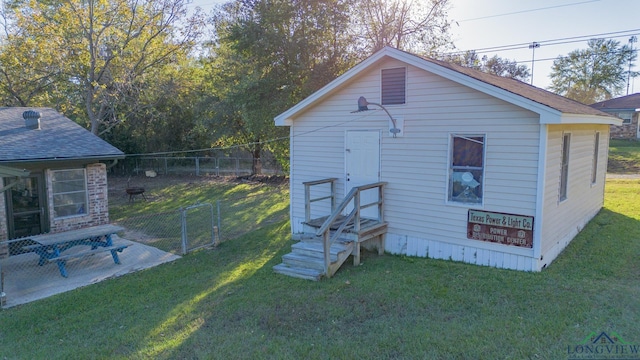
[616,112,633,124]
[381,67,406,105]
[591,132,600,184]
[52,169,88,218]
[559,133,571,201]
[449,134,485,204]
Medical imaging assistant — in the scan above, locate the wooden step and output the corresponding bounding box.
[272,263,322,281]
[291,240,351,259]
[282,253,326,271]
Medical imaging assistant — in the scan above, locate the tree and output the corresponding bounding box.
[207,0,355,174]
[350,0,453,55]
[483,55,530,81]
[549,38,637,104]
[442,50,530,82]
[0,3,66,107]
[102,56,212,155]
[1,0,204,134]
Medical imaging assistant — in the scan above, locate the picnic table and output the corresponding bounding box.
[24,224,130,278]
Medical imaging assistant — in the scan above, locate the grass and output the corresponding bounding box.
[1,171,640,358]
[109,177,290,251]
[608,139,640,173]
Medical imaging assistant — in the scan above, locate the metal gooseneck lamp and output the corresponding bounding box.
[352,96,401,137]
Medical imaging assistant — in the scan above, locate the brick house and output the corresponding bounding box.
[0,108,124,257]
[591,93,640,139]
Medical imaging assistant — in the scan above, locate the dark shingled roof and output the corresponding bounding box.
[0,107,124,163]
[422,56,613,117]
[590,93,640,111]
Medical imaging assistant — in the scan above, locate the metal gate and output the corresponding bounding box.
[180,202,220,255]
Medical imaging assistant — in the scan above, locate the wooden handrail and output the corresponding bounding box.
[304,178,337,222]
[303,178,338,187]
[314,181,387,276]
[315,181,386,235]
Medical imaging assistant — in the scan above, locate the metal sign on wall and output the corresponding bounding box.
[467,210,534,248]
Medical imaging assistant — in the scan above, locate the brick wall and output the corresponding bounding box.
[610,114,638,139]
[49,163,110,233]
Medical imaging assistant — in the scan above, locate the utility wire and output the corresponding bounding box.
[125,110,379,157]
[457,0,600,22]
[446,29,640,56]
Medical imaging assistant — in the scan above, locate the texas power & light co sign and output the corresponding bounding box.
[467,210,534,248]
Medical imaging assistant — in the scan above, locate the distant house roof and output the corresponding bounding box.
[276,46,619,126]
[0,107,124,164]
[590,93,640,112]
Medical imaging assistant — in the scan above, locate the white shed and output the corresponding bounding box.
[273,47,621,280]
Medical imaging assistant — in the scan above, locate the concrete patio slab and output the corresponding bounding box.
[0,235,180,308]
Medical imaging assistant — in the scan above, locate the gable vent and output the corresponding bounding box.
[23,110,41,130]
[381,67,406,105]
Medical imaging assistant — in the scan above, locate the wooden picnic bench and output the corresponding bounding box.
[23,224,131,278]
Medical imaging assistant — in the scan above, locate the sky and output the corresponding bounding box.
[189,0,640,91]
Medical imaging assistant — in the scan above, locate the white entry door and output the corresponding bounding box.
[345,130,381,219]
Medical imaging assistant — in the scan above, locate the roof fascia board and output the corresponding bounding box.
[0,155,125,166]
[278,47,632,126]
[554,113,623,125]
[388,49,561,118]
[274,50,390,126]
[275,47,565,125]
[593,107,638,112]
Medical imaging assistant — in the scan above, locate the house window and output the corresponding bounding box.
[52,169,88,218]
[559,133,571,201]
[449,134,485,204]
[616,112,633,124]
[591,132,600,185]
[381,67,406,105]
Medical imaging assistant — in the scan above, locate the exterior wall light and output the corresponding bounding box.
[352,96,402,137]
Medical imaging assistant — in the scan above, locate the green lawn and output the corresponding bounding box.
[608,139,640,173]
[1,178,639,358]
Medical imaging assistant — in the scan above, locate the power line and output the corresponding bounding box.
[447,28,640,56]
[125,110,378,157]
[513,48,639,66]
[457,0,601,22]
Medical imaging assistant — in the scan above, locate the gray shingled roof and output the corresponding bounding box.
[590,93,640,111]
[0,107,124,163]
[423,56,614,117]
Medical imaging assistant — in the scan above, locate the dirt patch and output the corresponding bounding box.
[607,158,640,174]
[236,175,289,185]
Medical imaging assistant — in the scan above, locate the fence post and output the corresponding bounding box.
[216,200,222,243]
[0,261,5,307]
[180,207,188,255]
[195,157,200,176]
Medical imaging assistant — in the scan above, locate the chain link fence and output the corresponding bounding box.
[0,182,289,308]
[111,154,286,177]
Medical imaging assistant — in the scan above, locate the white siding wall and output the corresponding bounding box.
[538,124,610,269]
[289,58,541,270]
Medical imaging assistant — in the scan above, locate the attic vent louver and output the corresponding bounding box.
[23,110,41,130]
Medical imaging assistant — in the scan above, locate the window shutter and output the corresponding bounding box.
[381,67,406,105]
